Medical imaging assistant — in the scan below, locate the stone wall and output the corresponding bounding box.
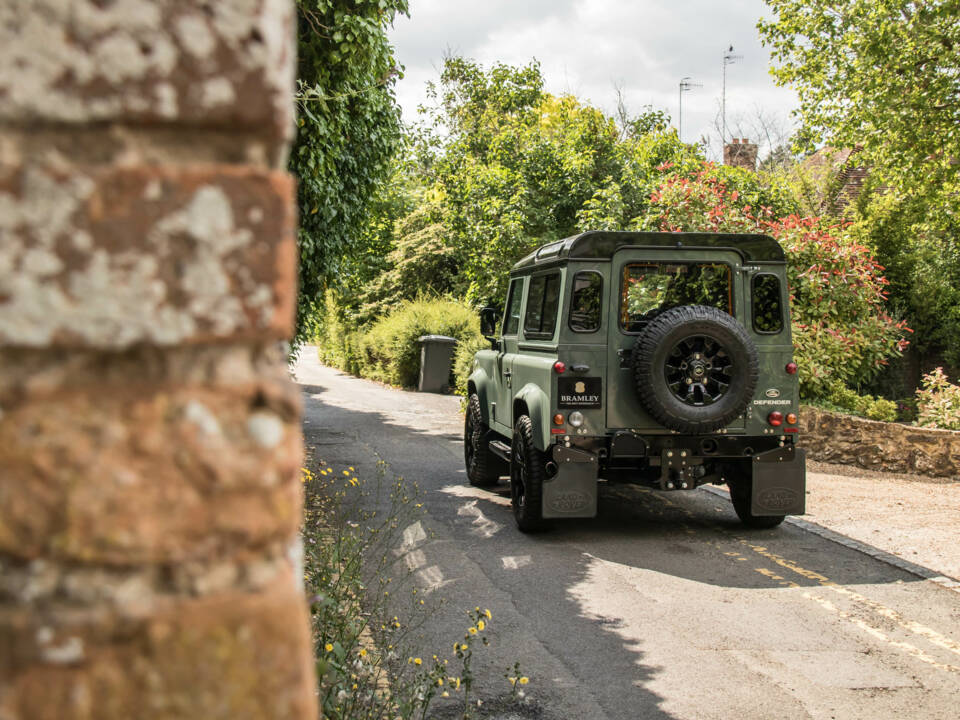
[0,2,316,718]
[799,405,960,480]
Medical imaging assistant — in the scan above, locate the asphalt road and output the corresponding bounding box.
[295,350,960,720]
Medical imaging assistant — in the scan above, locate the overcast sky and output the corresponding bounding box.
[388,0,799,161]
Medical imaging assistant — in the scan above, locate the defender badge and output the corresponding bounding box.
[765,388,781,398]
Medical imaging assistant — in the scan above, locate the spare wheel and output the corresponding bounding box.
[631,305,759,434]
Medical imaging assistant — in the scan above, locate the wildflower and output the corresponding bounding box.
[442,691,449,698]
[349,466,355,471]
[468,627,477,635]
[477,619,485,631]
[519,677,529,685]
[413,657,422,666]
[437,678,443,686]
[358,649,367,658]
[325,643,333,652]
[454,677,461,690]
[484,608,492,619]
[342,470,349,476]
[509,677,517,686]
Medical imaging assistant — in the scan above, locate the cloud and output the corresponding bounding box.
[389,0,798,158]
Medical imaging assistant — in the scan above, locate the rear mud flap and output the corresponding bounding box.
[751,446,806,516]
[543,445,598,519]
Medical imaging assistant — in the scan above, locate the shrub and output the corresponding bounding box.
[641,169,910,400]
[822,381,898,422]
[916,367,960,431]
[453,333,491,397]
[315,289,364,375]
[357,298,483,388]
[773,216,911,399]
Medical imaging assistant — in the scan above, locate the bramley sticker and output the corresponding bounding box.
[753,399,792,406]
[558,377,602,409]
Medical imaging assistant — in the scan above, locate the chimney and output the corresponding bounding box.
[724,137,758,172]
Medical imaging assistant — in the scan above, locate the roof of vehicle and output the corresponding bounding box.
[511,230,785,271]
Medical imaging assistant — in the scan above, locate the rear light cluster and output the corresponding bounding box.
[768,411,799,428]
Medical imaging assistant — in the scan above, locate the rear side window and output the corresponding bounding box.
[524,273,561,338]
[752,274,784,333]
[568,271,603,332]
[503,278,523,335]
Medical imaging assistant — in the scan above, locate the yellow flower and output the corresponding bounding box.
[477,619,485,631]
[509,677,517,686]
[342,470,349,476]
[414,657,422,666]
[468,627,477,635]
[349,466,355,471]
[519,677,529,685]
[454,677,461,689]
[437,678,443,686]
[358,649,367,658]
[485,608,492,619]
[442,691,449,698]
[325,643,333,652]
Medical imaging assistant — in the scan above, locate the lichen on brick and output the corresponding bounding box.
[0,165,295,349]
[0,0,295,150]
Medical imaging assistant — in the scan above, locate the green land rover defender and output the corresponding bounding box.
[464,231,806,532]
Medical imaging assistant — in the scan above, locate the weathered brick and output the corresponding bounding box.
[0,579,315,720]
[0,0,294,156]
[0,164,296,349]
[0,374,303,565]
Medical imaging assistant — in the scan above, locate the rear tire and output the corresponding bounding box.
[725,464,786,529]
[464,393,502,487]
[510,415,548,532]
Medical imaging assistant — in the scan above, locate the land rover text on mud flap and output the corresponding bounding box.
[464,231,806,532]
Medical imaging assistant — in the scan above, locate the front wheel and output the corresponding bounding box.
[510,415,548,532]
[725,464,785,529]
[464,394,501,487]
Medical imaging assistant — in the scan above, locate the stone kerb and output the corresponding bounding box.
[799,405,960,480]
[0,1,316,718]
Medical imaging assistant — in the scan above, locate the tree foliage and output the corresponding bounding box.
[642,169,909,398]
[291,0,409,346]
[760,0,960,380]
[759,0,960,188]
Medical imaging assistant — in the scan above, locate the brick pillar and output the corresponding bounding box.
[0,3,315,719]
[723,137,759,172]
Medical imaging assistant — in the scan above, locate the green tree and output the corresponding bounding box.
[760,0,960,381]
[291,0,408,346]
[758,0,960,189]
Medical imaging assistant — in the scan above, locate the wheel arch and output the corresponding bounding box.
[513,383,551,451]
[468,368,492,426]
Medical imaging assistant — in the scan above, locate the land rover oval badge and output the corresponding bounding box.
[765,388,781,398]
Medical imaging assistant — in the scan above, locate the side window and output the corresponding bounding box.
[568,271,603,333]
[503,279,524,336]
[752,274,783,333]
[523,273,561,338]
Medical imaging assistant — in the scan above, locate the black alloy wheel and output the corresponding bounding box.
[665,334,734,407]
[631,305,759,434]
[510,415,547,532]
[464,394,501,487]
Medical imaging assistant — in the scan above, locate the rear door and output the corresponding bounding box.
[605,248,746,432]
